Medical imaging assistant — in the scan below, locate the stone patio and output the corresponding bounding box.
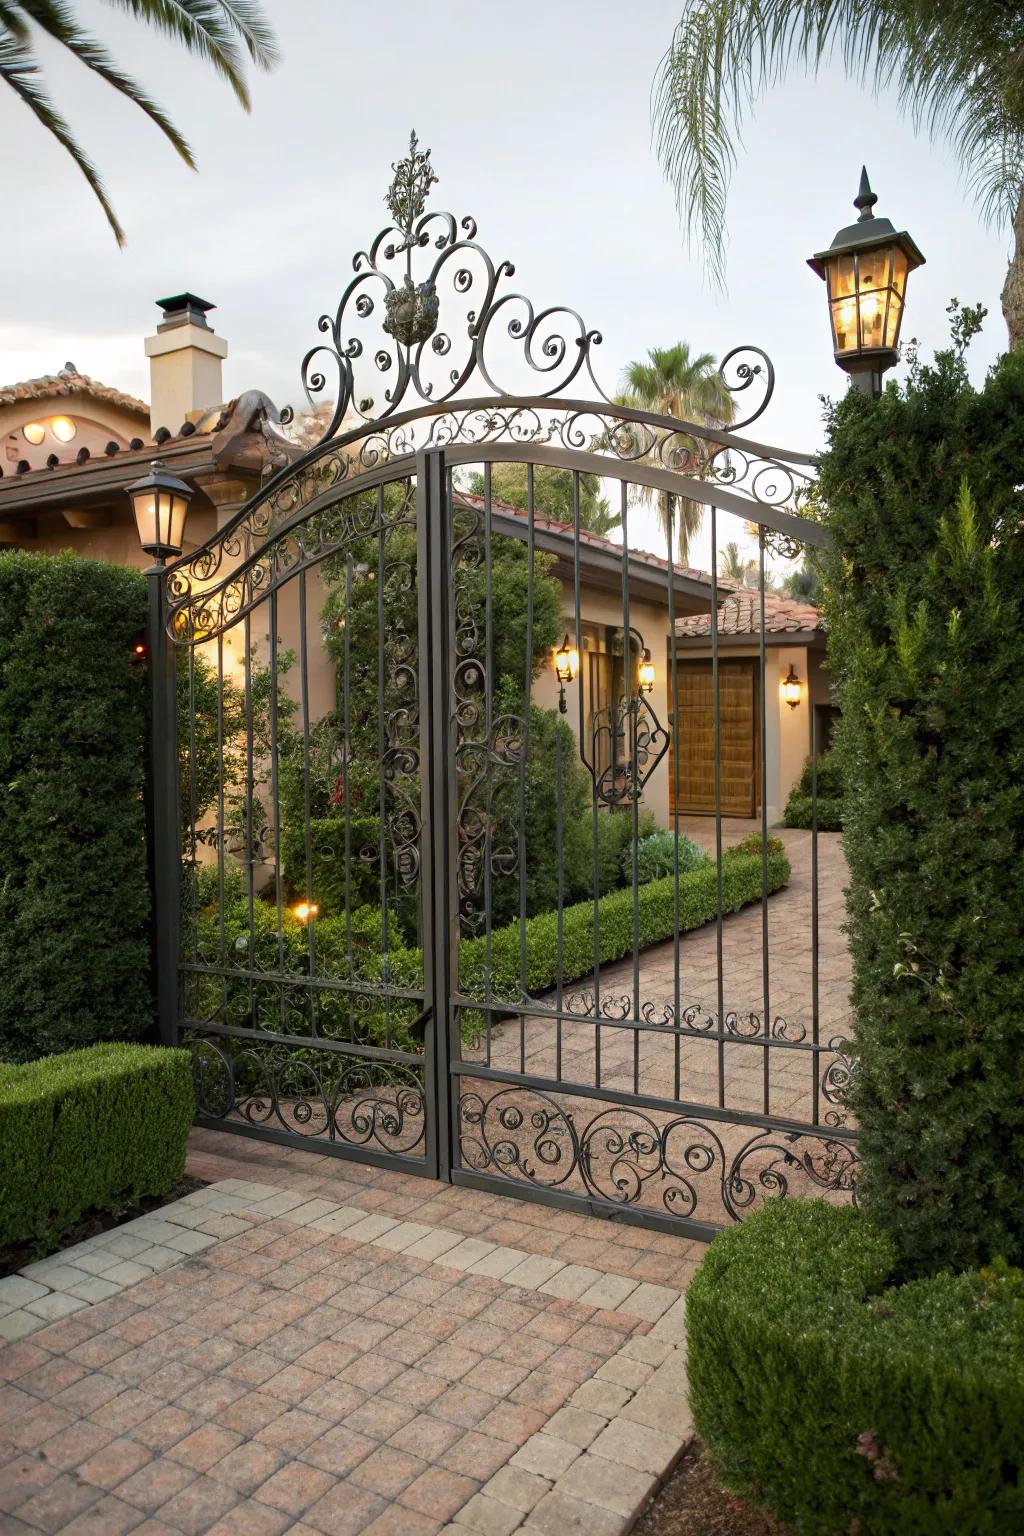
[0,1130,697,1536]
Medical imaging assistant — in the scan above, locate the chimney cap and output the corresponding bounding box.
[155,293,216,331]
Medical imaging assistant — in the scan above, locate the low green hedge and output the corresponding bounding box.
[688,1200,1024,1535]
[783,750,844,832]
[782,793,843,831]
[461,841,790,999]
[0,1044,195,1253]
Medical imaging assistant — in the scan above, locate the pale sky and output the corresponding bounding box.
[0,0,1010,567]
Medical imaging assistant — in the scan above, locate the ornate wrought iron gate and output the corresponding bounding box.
[151,136,858,1238]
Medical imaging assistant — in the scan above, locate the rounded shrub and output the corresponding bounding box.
[687,1199,1024,1536]
[629,830,709,884]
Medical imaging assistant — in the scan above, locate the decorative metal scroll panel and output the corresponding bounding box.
[175,474,432,1169]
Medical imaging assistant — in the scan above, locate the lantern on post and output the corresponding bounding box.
[127,459,193,563]
[808,168,924,397]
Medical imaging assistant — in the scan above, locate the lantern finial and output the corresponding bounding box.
[854,167,877,221]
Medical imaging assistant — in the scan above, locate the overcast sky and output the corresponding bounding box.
[0,0,1009,563]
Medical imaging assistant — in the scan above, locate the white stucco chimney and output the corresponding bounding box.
[144,293,228,435]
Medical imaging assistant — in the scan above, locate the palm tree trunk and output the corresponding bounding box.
[1001,182,1024,350]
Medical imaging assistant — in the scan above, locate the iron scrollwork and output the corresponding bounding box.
[458,1086,859,1224]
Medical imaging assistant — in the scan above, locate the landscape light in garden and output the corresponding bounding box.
[127,459,193,562]
[554,633,579,714]
[808,167,924,398]
[638,648,656,695]
[782,663,802,708]
[292,901,319,923]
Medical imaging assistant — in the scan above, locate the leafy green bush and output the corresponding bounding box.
[563,807,659,901]
[0,1044,194,1253]
[819,333,1024,1274]
[630,830,709,884]
[462,842,789,999]
[0,552,152,1062]
[783,750,844,831]
[688,1200,1024,1536]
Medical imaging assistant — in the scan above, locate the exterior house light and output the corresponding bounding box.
[808,168,924,398]
[22,422,46,446]
[292,901,319,923]
[638,648,656,695]
[782,663,802,709]
[554,633,579,714]
[127,459,193,562]
[50,415,77,443]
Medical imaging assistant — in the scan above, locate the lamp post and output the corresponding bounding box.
[808,168,924,398]
[127,461,193,1049]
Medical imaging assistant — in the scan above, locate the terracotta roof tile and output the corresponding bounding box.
[675,585,822,639]
[0,364,148,416]
[453,491,716,584]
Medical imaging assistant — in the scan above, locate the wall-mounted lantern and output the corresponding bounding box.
[808,168,924,398]
[782,663,802,709]
[638,647,656,696]
[554,633,579,714]
[127,458,193,563]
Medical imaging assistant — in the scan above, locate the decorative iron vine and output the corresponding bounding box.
[458,1086,859,1223]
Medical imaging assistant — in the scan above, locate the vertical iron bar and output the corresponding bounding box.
[483,464,494,1069]
[664,497,682,1100]
[811,703,821,1124]
[146,564,180,1047]
[620,480,640,1094]
[709,508,726,1108]
[343,556,354,1035]
[417,446,453,1182]
[758,531,771,1115]
[572,471,600,1089]
[518,464,535,1078]
[376,483,392,1050]
[244,613,255,1027]
[555,728,564,1081]
[298,572,318,1040]
[268,589,285,1032]
[216,635,226,1012]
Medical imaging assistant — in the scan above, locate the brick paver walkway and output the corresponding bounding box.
[0,1132,695,1535]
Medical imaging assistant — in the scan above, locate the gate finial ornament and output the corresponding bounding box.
[385,131,438,250]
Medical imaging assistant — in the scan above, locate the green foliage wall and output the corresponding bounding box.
[818,335,1024,1274]
[0,552,152,1062]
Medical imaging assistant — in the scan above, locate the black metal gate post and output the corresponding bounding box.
[417,447,457,1181]
[146,562,180,1049]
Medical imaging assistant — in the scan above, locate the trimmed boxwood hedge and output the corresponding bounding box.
[0,1044,195,1254]
[688,1199,1024,1536]
[0,552,152,1062]
[782,750,843,832]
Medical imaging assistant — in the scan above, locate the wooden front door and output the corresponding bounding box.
[670,659,758,817]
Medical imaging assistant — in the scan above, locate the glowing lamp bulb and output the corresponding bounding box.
[292,901,319,923]
[638,650,656,695]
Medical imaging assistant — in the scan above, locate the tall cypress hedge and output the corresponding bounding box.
[0,551,152,1062]
[818,325,1024,1275]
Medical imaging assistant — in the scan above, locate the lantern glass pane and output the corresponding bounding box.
[132,489,159,549]
[167,492,189,554]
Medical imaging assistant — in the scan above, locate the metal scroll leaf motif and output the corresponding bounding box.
[291,130,778,446]
[588,693,670,808]
[458,1087,859,1224]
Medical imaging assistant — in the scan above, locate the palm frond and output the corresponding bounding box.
[18,0,195,165]
[102,0,278,109]
[0,26,125,243]
[652,0,1024,284]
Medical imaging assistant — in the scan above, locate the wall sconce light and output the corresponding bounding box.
[291,901,319,924]
[553,633,579,714]
[638,648,656,696]
[782,663,802,709]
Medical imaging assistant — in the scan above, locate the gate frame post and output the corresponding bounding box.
[417,446,457,1182]
[146,562,181,1049]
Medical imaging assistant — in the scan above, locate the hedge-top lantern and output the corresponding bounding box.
[808,168,924,398]
[554,633,579,714]
[127,458,193,562]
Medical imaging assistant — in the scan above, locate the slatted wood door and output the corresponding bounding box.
[670,659,758,816]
